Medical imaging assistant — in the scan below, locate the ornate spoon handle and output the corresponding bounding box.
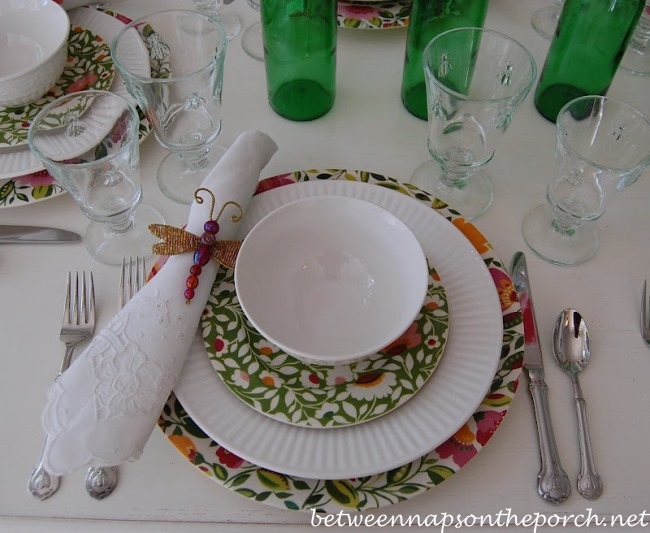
[573,379,603,500]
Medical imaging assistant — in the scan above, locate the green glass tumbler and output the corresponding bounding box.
[534,0,645,122]
[400,0,488,120]
[261,0,337,121]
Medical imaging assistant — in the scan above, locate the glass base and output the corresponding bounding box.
[530,6,559,40]
[620,46,650,76]
[157,144,228,205]
[242,22,264,61]
[410,160,493,220]
[85,204,165,266]
[522,204,599,266]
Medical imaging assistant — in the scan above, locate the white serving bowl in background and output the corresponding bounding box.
[0,0,70,108]
[235,195,429,366]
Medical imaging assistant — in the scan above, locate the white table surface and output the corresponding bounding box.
[1,1,649,531]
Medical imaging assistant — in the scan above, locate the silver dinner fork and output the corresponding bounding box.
[29,271,95,500]
[85,257,146,500]
[641,280,650,346]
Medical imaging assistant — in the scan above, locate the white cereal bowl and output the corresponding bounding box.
[234,195,429,366]
[0,0,70,108]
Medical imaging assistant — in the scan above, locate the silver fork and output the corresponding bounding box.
[642,280,650,346]
[85,257,146,500]
[29,271,95,500]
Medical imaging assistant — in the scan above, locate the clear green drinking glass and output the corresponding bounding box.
[261,0,337,121]
[400,0,488,120]
[534,0,646,122]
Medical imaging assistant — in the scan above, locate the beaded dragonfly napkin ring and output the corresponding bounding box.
[149,188,243,304]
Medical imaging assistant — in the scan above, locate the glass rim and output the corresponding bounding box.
[556,95,650,172]
[27,89,139,169]
[110,9,228,84]
[423,26,537,104]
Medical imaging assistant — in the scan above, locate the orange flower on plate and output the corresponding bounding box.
[168,435,197,461]
[452,218,491,254]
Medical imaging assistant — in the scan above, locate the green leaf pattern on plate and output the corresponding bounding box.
[158,170,525,513]
[0,26,115,147]
[201,264,449,428]
[0,176,65,207]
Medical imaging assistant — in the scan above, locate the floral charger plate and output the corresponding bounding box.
[338,1,410,30]
[201,262,449,428]
[0,8,152,209]
[0,25,114,148]
[158,170,524,512]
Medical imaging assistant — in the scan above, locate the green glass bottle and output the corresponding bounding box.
[534,0,645,122]
[261,0,337,121]
[400,0,489,120]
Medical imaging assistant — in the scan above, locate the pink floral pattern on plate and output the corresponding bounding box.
[338,1,411,30]
[157,169,524,512]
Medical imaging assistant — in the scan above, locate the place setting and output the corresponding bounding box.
[17,1,530,509]
[0,4,154,208]
[26,119,524,512]
[155,166,524,511]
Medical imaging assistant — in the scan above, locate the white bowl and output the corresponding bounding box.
[0,0,70,107]
[234,195,429,366]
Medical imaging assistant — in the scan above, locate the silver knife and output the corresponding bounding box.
[510,251,571,504]
[0,225,81,244]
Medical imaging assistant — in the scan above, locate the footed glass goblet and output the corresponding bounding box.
[111,10,228,205]
[522,96,650,265]
[530,0,564,40]
[191,0,241,41]
[411,27,536,220]
[241,0,263,62]
[27,90,164,265]
[620,2,650,76]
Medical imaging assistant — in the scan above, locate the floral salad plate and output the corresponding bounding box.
[0,25,114,148]
[158,170,524,512]
[201,263,449,428]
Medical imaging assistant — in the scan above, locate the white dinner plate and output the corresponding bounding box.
[175,179,503,480]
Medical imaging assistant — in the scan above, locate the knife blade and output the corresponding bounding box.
[0,225,81,244]
[510,251,571,504]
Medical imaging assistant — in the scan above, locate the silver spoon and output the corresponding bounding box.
[552,308,603,500]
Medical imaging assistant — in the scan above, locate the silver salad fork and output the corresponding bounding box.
[85,257,146,500]
[29,271,95,500]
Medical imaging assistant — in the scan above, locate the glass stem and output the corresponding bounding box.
[177,148,210,172]
[109,213,136,234]
[439,168,473,190]
[630,9,650,54]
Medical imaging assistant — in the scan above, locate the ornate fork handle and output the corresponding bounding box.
[28,437,60,500]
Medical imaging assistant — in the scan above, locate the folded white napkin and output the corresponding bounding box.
[41,130,278,475]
